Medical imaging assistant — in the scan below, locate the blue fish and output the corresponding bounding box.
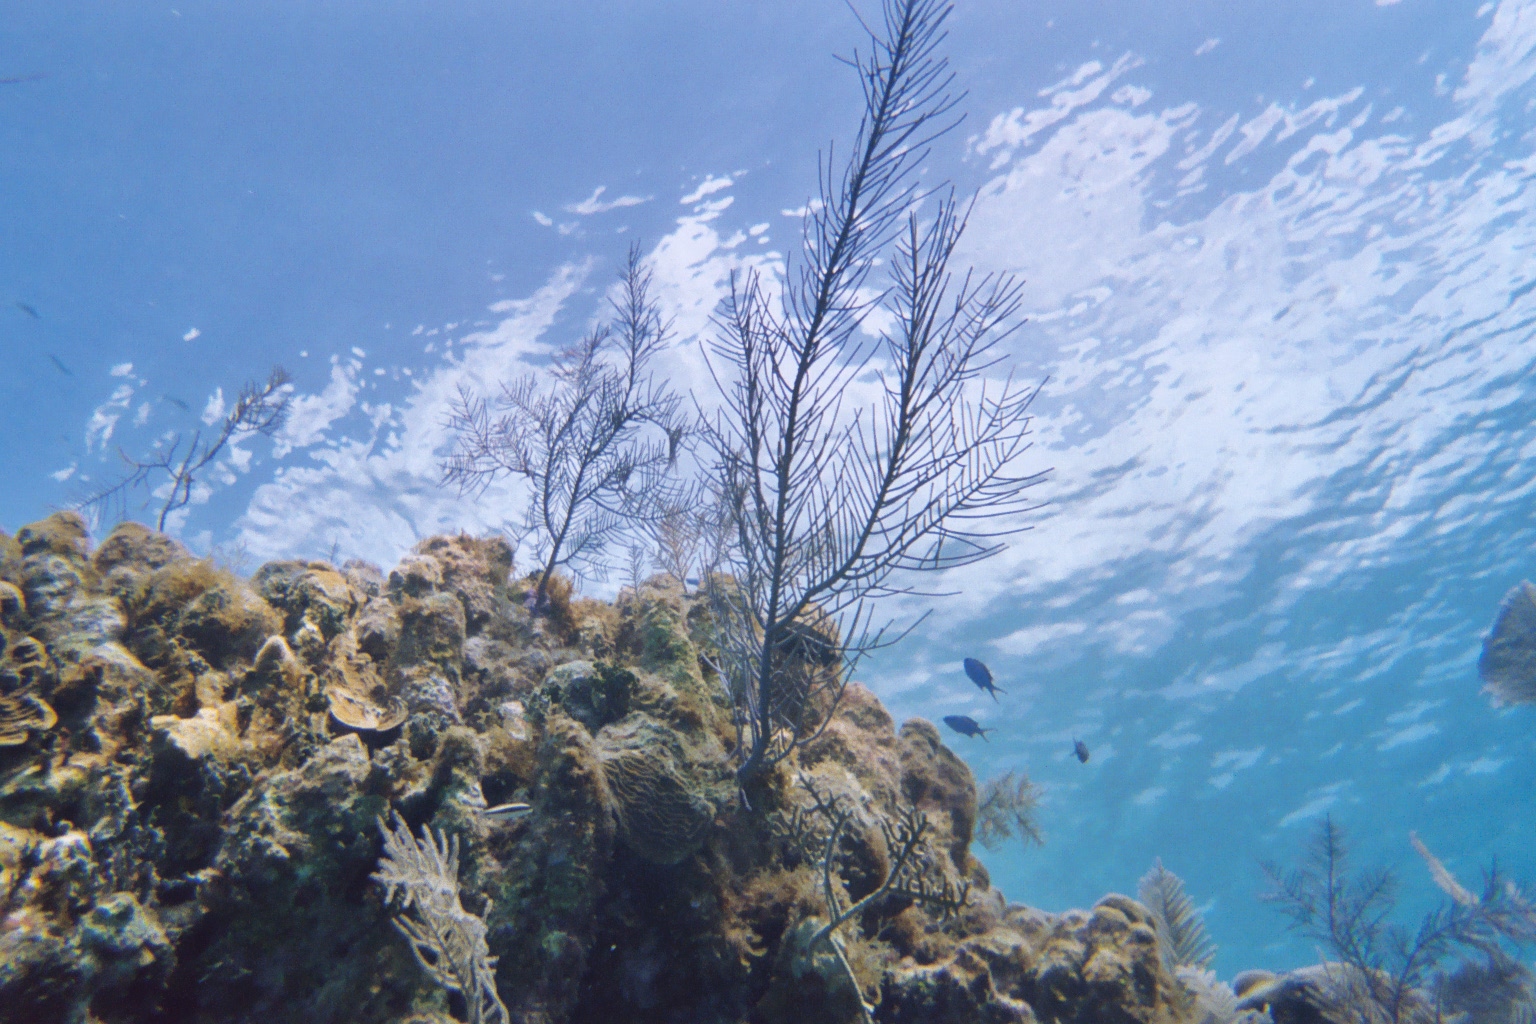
[963,657,1004,701]
[1073,739,1090,763]
[943,715,991,741]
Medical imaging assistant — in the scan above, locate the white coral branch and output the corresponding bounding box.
[373,812,509,1024]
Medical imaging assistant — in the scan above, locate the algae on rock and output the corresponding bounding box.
[0,513,1225,1024]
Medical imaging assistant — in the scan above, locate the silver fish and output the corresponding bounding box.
[480,802,533,820]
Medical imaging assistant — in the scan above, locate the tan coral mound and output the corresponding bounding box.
[0,513,1214,1024]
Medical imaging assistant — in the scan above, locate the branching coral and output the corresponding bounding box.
[372,812,508,1024]
[1261,817,1536,1024]
[780,774,968,940]
[768,774,971,1022]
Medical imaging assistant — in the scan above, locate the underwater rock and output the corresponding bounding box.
[78,891,176,1014]
[542,659,630,733]
[127,559,281,672]
[490,710,617,1023]
[251,560,357,645]
[876,941,1039,1024]
[878,896,1193,1024]
[14,552,89,625]
[0,519,1241,1024]
[14,511,93,563]
[410,533,514,634]
[352,595,402,664]
[388,551,444,598]
[341,558,385,599]
[150,705,243,764]
[0,824,161,1024]
[464,633,521,696]
[396,591,467,671]
[92,521,190,579]
[197,732,406,1021]
[757,916,877,1024]
[1234,962,1434,1024]
[0,578,25,625]
[897,717,980,870]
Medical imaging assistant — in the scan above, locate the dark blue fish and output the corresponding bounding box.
[963,657,1004,701]
[162,395,189,411]
[48,354,72,376]
[16,301,39,318]
[1073,739,1090,763]
[943,715,991,741]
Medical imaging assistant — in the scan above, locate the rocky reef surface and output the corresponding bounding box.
[1,512,1246,1024]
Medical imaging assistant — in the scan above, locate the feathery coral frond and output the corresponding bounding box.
[976,770,1044,851]
[1138,858,1216,971]
[373,812,509,1024]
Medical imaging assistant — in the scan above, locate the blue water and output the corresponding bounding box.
[5,0,1536,983]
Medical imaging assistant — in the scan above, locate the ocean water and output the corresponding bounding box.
[4,0,1536,988]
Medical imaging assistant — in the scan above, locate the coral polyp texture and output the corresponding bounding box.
[0,513,1208,1024]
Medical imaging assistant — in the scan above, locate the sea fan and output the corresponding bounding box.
[1139,858,1216,972]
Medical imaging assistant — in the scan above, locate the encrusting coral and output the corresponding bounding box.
[0,513,1231,1024]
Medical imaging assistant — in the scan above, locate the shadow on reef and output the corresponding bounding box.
[2,512,1235,1024]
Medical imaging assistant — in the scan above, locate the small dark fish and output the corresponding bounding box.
[15,301,39,319]
[480,802,533,821]
[0,74,47,86]
[963,657,1004,701]
[162,395,189,411]
[48,354,72,377]
[1073,739,1090,763]
[943,715,991,741]
[1272,305,1290,321]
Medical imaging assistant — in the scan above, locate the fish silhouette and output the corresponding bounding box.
[963,657,1004,700]
[1073,739,1090,763]
[943,715,991,741]
[48,354,72,377]
[15,301,39,319]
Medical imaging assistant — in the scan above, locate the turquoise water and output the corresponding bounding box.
[5,0,1536,986]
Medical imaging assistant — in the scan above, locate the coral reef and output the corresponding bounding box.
[1,513,1225,1024]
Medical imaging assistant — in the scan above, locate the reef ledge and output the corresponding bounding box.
[1,513,1237,1024]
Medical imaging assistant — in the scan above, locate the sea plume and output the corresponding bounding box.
[372,812,509,1024]
[1138,858,1216,972]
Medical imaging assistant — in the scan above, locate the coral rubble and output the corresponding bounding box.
[1,513,1219,1023]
